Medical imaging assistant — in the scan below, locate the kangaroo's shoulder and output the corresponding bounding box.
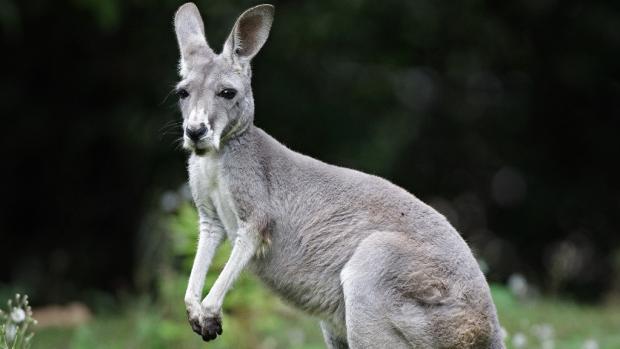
[216,127,276,222]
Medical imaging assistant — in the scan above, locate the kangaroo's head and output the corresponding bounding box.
[173,3,274,155]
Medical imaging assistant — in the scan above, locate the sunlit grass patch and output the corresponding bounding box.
[493,285,620,349]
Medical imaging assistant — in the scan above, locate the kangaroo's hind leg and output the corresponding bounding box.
[340,231,433,349]
[321,321,349,349]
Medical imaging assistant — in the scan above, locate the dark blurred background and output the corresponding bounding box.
[1,0,619,305]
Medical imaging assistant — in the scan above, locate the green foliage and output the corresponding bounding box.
[74,0,121,30]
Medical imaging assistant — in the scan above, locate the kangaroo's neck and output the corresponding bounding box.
[222,123,257,153]
[221,113,254,145]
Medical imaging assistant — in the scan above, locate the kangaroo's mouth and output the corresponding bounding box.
[187,141,209,156]
[194,147,208,156]
[186,139,213,156]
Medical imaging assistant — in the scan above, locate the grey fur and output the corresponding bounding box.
[173,3,505,348]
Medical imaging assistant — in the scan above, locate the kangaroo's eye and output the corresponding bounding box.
[217,88,237,100]
[176,88,189,99]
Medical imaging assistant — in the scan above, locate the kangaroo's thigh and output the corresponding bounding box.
[340,231,432,349]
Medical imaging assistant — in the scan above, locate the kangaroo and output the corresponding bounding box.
[173,3,504,348]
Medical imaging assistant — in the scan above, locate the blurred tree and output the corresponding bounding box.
[0,0,618,302]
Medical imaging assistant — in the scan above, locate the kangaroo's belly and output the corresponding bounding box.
[250,256,347,325]
[248,223,367,326]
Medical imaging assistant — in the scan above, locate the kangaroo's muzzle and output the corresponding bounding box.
[186,123,207,142]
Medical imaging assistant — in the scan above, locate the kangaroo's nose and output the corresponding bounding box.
[186,123,207,142]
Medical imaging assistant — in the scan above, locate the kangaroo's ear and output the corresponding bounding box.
[174,3,213,73]
[223,4,274,63]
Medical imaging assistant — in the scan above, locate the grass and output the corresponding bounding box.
[26,281,620,349]
[492,285,620,348]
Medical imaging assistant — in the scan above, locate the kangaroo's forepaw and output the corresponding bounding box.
[187,315,202,336]
[200,315,223,341]
[187,309,222,342]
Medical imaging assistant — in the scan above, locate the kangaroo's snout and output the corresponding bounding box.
[186,123,207,142]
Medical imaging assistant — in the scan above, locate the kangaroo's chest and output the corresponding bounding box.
[190,156,240,239]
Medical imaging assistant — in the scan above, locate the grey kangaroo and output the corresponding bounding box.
[173,3,504,348]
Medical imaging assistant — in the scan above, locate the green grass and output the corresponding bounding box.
[28,282,620,349]
[492,285,620,349]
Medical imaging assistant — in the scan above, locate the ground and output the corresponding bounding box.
[29,280,620,349]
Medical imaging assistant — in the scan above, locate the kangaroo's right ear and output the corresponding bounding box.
[222,4,274,64]
[174,2,213,75]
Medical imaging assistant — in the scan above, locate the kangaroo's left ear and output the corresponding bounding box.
[174,3,214,75]
[223,4,274,63]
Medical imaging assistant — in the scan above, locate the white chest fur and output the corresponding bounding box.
[188,154,240,240]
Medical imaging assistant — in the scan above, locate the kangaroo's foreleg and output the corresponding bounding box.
[198,223,260,341]
[185,206,225,339]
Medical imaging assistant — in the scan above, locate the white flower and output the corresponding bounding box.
[5,323,17,342]
[508,273,528,299]
[583,339,599,349]
[10,307,26,323]
[532,323,554,341]
[512,332,527,348]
